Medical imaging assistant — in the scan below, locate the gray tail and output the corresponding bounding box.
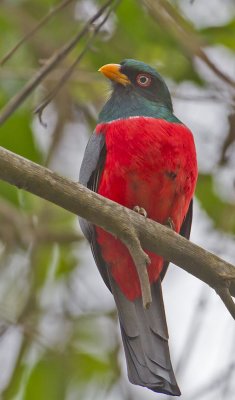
[110,278,181,396]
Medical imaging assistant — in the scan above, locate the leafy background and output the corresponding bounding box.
[0,0,235,399]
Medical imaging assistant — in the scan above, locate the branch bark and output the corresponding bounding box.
[0,146,235,315]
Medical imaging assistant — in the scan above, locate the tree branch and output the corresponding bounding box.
[143,0,235,90]
[0,0,75,66]
[34,0,120,120]
[215,287,235,320]
[0,0,115,126]
[0,145,235,315]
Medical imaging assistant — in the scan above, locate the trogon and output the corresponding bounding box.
[79,59,198,396]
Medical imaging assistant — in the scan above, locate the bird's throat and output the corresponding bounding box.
[99,87,180,124]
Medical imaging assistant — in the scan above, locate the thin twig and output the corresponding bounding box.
[2,67,234,105]
[34,0,119,119]
[0,198,82,246]
[216,287,235,320]
[221,331,235,399]
[0,146,235,315]
[35,230,82,244]
[0,0,115,126]
[143,0,235,90]
[0,0,75,66]
[172,92,233,105]
[175,287,209,376]
[34,46,89,120]
[122,226,152,308]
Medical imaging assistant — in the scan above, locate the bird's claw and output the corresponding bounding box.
[165,217,175,231]
[133,205,147,218]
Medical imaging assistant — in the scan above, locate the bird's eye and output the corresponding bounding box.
[136,73,152,87]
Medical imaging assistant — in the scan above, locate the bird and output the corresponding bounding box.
[79,59,198,396]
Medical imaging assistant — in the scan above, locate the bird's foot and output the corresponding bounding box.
[133,205,147,218]
[165,217,175,231]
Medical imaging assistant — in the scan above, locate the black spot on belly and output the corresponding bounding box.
[165,170,177,180]
[131,180,139,191]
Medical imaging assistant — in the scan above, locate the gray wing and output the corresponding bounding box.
[179,199,193,240]
[160,199,193,280]
[78,131,111,290]
[79,132,106,194]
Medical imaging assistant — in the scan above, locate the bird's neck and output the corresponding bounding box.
[99,87,180,124]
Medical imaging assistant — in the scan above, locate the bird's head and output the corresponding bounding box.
[98,59,174,123]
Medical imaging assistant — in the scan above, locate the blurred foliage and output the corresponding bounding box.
[0,0,235,399]
[196,175,235,232]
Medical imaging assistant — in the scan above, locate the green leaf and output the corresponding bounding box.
[0,111,41,163]
[34,246,55,287]
[196,174,235,233]
[24,356,67,400]
[200,19,235,50]
[0,181,19,205]
[71,352,111,383]
[55,247,77,278]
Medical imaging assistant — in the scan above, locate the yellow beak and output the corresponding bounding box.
[98,63,130,86]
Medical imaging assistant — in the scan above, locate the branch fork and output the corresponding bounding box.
[0,145,235,318]
[215,286,235,320]
[120,219,152,309]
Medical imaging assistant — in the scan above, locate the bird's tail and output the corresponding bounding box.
[110,277,181,396]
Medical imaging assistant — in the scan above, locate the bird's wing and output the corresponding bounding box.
[160,199,193,280]
[180,198,193,240]
[79,131,111,290]
[79,131,106,195]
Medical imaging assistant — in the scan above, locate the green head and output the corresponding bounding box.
[98,59,178,123]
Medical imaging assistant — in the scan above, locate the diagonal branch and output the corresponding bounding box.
[34,0,120,120]
[0,198,82,248]
[0,145,235,315]
[0,0,75,66]
[0,0,116,126]
[143,0,235,90]
[215,287,235,320]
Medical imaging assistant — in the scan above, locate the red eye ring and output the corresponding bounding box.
[136,73,152,87]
